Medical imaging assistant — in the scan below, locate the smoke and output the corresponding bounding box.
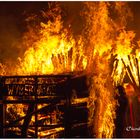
[60,2,85,37]
[0,15,22,64]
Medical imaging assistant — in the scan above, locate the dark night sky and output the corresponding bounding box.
[0,1,140,63]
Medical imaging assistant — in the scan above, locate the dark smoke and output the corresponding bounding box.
[0,15,22,64]
[60,2,85,37]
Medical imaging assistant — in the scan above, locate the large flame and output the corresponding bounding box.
[112,31,135,85]
[16,8,87,75]
[82,2,117,138]
[1,1,140,138]
[82,2,136,138]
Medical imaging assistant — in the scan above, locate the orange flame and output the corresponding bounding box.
[15,10,87,75]
[1,2,140,138]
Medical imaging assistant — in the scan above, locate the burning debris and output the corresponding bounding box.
[0,1,140,138]
[0,74,90,138]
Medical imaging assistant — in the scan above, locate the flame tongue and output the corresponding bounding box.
[1,2,140,138]
[15,14,87,75]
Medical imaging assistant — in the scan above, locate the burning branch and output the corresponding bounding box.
[121,55,140,96]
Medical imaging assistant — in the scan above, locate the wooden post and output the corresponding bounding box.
[21,77,36,138]
[64,76,71,138]
[21,103,35,138]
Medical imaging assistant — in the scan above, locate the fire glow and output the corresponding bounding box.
[1,2,140,138]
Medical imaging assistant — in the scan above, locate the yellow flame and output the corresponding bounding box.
[0,63,6,76]
[83,2,118,138]
[15,14,87,75]
[112,31,135,85]
[1,2,139,139]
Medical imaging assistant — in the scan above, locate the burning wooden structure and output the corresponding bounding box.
[1,1,140,138]
[0,73,90,138]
